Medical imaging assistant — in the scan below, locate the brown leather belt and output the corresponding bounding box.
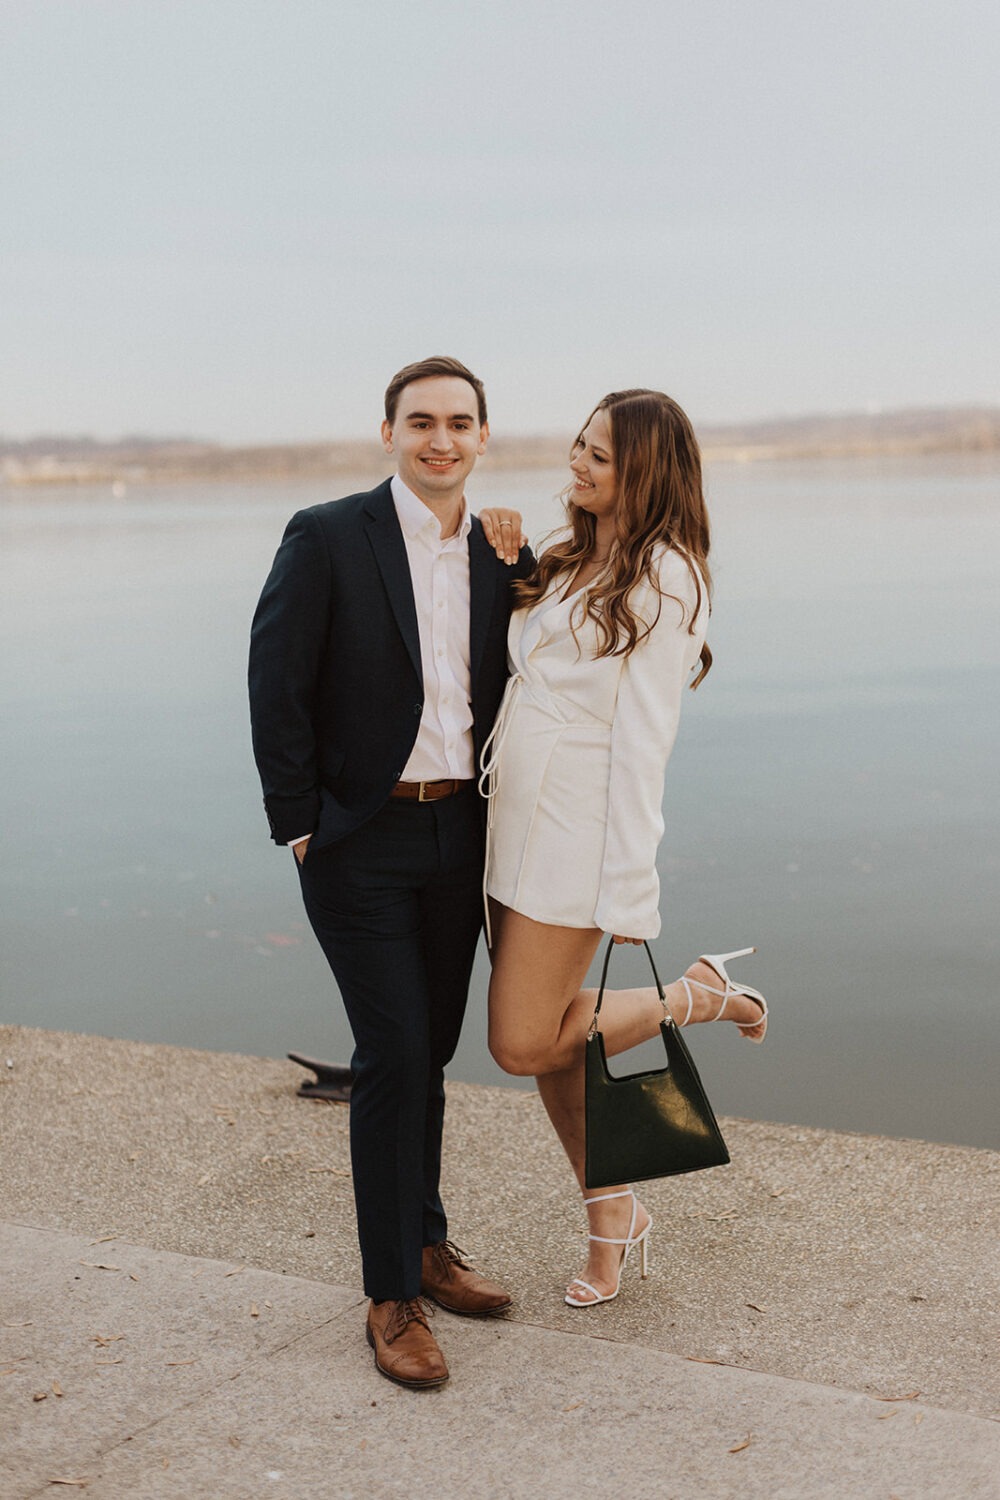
[389,778,473,802]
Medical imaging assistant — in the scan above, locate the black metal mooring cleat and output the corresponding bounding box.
[287,1051,353,1102]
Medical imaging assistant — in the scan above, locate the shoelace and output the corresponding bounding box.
[384,1296,434,1345]
[435,1239,473,1271]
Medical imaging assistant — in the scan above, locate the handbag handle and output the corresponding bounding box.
[589,939,675,1035]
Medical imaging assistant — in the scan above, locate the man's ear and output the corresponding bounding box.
[381,419,394,455]
[478,420,490,455]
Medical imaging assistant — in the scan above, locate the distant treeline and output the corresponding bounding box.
[3,406,998,485]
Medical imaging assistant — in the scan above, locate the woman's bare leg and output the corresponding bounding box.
[488,904,764,1299]
[487,905,648,1301]
[534,1066,648,1301]
[488,917,764,1076]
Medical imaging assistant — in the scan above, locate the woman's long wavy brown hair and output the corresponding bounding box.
[514,389,713,686]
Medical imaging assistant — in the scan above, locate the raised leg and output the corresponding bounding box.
[487,905,765,1300]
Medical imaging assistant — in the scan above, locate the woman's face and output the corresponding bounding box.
[569,409,618,524]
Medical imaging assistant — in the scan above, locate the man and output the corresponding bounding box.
[249,357,530,1388]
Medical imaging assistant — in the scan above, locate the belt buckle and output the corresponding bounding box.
[418,781,433,802]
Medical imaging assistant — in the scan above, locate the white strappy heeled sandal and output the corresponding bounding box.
[678,946,769,1042]
[564,1189,652,1308]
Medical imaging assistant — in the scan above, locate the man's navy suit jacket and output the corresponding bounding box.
[249,478,532,850]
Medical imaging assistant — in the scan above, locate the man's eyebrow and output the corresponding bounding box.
[403,410,476,423]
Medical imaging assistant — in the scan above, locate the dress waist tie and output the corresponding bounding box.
[477,672,523,949]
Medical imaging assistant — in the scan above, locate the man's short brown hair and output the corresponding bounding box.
[384,356,488,426]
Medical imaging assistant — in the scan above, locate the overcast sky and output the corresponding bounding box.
[3,0,998,442]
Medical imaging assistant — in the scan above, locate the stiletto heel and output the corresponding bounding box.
[564,1189,652,1308]
[679,946,769,1042]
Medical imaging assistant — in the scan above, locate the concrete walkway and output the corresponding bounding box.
[1,1025,997,1498]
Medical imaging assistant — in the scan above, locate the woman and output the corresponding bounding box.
[480,389,768,1307]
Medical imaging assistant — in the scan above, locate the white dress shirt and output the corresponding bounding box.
[391,473,475,782]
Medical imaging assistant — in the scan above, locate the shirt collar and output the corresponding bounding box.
[391,473,471,544]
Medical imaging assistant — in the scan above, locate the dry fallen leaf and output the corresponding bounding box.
[877,1408,899,1421]
[746,1303,767,1313]
[95,1359,123,1367]
[165,1360,198,1368]
[914,1413,924,1427]
[32,1391,48,1402]
[228,1436,241,1449]
[873,1391,920,1403]
[92,1335,126,1348]
[197,1173,212,1187]
[225,1265,246,1278]
[686,1356,728,1366]
[78,1262,121,1272]
[52,1381,64,1397]
[563,1402,584,1412]
[729,1433,753,1453]
[127,1152,142,1162]
[1,1321,32,1329]
[88,1236,118,1246]
[129,1274,140,1283]
[250,1304,260,1319]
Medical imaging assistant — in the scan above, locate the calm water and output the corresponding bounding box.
[2,455,998,1149]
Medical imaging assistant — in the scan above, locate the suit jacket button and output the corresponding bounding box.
[413,703,423,715]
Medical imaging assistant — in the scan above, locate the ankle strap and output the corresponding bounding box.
[583,1189,633,1206]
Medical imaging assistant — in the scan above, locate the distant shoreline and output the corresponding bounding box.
[3,405,998,486]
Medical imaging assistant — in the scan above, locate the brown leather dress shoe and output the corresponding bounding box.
[366,1298,449,1389]
[421,1240,513,1317]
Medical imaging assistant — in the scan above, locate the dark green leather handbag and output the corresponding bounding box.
[584,939,730,1189]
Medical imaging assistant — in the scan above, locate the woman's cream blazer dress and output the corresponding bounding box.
[481,545,707,940]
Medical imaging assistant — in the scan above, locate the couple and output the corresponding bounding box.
[248,355,769,1390]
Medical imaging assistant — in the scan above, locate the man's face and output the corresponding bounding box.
[381,376,488,505]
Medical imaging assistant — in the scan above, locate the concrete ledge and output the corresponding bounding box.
[1,1026,998,1497]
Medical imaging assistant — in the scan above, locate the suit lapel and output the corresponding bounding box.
[363,481,422,682]
[468,516,497,691]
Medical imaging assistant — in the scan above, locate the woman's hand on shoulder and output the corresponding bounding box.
[479,507,528,565]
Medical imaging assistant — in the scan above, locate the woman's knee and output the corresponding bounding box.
[489,1028,566,1077]
[489,1036,537,1076]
